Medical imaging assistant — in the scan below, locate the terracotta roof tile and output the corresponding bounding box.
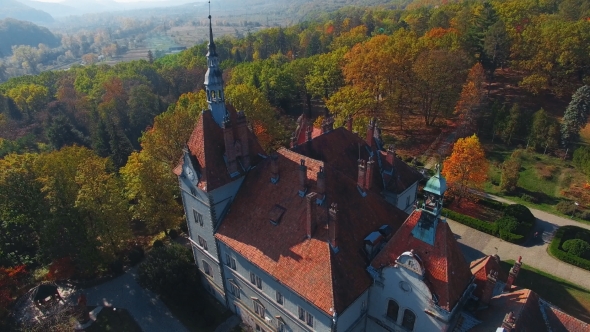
[216,146,408,314]
[470,255,508,299]
[380,151,424,194]
[174,106,264,191]
[543,301,590,332]
[371,210,473,311]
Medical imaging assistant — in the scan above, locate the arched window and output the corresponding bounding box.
[207,90,210,101]
[218,90,223,101]
[386,299,399,321]
[402,309,416,331]
[211,90,216,100]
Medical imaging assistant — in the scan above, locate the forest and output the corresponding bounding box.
[2,0,590,327]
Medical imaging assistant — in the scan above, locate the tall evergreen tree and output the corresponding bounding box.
[561,85,590,147]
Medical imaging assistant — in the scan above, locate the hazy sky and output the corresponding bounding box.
[33,0,203,3]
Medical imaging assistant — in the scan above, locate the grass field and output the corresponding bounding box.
[501,260,590,323]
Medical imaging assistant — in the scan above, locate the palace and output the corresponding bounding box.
[174,15,588,332]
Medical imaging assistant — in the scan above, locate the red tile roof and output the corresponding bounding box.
[173,106,264,191]
[543,301,590,332]
[380,151,424,194]
[470,255,507,299]
[370,210,473,311]
[216,147,408,314]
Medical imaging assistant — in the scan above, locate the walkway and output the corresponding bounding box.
[77,267,188,332]
[447,196,590,290]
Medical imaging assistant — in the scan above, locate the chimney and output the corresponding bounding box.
[365,159,375,191]
[386,145,396,165]
[329,203,338,251]
[505,256,522,291]
[222,116,238,175]
[501,311,515,331]
[481,269,498,306]
[366,118,376,146]
[236,111,250,169]
[270,153,279,184]
[305,192,318,239]
[317,166,326,196]
[357,159,367,194]
[306,125,312,142]
[346,116,353,132]
[299,159,308,197]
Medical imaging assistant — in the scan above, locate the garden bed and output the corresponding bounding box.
[549,226,590,271]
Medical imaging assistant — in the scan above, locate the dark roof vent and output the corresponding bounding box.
[269,204,286,226]
[378,225,393,238]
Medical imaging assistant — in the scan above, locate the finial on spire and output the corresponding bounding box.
[206,1,217,57]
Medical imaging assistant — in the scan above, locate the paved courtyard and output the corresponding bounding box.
[448,194,590,291]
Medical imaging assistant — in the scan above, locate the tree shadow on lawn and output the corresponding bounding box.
[500,261,590,323]
[513,188,560,206]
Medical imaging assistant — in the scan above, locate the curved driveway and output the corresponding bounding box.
[449,193,590,290]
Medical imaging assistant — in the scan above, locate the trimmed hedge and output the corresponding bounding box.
[549,226,590,271]
[443,208,525,244]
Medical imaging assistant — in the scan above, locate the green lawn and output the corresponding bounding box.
[483,145,589,224]
[500,260,590,323]
[85,307,141,332]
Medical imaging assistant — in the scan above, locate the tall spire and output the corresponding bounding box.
[203,1,227,126]
[206,1,217,57]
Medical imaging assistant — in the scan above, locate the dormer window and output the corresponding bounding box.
[193,209,203,226]
[269,205,286,225]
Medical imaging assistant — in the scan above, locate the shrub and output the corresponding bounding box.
[110,259,124,274]
[520,194,537,203]
[443,209,498,235]
[503,204,535,224]
[128,247,144,266]
[573,146,590,177]
[575,231,590,243]
[549,226,590,271]
[562,239,590,258]
[137,243,200,302]
[152,240,164,248]
[556,201,576,214]
[180,222,188,233]
[168,229,178,239]
[577,210,590,221]
[496,216,518,233]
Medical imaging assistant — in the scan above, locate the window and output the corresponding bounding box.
[250,272,262,289]
[386,299,399,321]
[275,291,283,305]
[225,254,236,270]
[193,209,203,226]
[202,260,211,276]
[298,307,313,327]
[277,317,286,332]
[198,235,208,250]
[229,281,240,299]
[253,299,265,319]
[402,309,416,331]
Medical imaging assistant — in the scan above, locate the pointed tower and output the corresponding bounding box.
[411,163,447,245]
[204,14,227,126]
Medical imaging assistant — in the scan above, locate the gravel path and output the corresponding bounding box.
[447,194,590,290]
[79,267,188,332]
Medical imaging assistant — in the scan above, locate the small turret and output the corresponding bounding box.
[422,163,446,217]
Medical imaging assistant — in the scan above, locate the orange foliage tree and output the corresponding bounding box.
[442,134,489,203]
[455,63,486,138]
[0,265,28,320]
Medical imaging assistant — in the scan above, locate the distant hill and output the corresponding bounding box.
[0,18,60,57]
[0,0,54,25]
[19,0,80,17]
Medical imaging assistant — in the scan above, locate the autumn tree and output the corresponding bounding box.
[500,150,522,193]
[501,103,522,145]
[326,85,375,133]
[455,63,486,137]
[561,85,590,147]
[442,134,489,203]
[412,49,469,126]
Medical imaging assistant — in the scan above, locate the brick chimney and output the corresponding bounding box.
[299,159,308,197]
[357,159,367,194]
[505,256,522,291]
[346,116,353,132]
[329,203,338,251]
[306,125,312,142]
[501,311,515,331]
[386,145,396,165]
[366,118,376,146]
[222,116,238,175]
[306,192,318,239]
[270,153,279,184]
[481,269,498,306]
[365,159,375,191]
[236,111,250,169]
[317,166,326,196]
